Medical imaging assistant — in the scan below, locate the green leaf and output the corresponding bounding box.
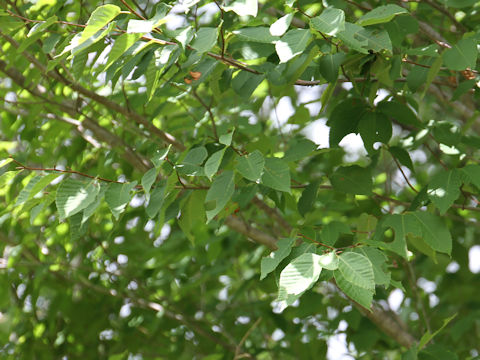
[232,27,279,43]
[275,29,312,63]
[142,167,159,200]
[146,185,166,218]
[327,98,367,146]
[224,0,258,17]
[334,269,373,308]
[260,237,295,280]
[270,13,294,37]
[151,146,171,168]
[355,247,390,287]
[355,28,392,53]
[56,179,99,220]
[236,150,265,182]
[191,27,218,53]
[205,170,235,222]
[410,211,452,255]
[461,164,480,190]
[277,253,323,307]
[69,21,115,55]
[337,23,369,54]
[27,16,57,37]
[298,181,319,217]
[337,252,375,290]
[232,71,264,99]
[373,213,419,258]
[422,55,443,99]
[318,53,346,82]
[105,182,137,220]
[79,5,120,44]
[443,38,477,71]
[320,221,352,247]
[427,169,462,214]
[389,146,414,172]
[204,148,226,180]
[16,173,61,206]
[178,146,208,176]
[283,138,317,162]
[179,190,206,242]
[310,8,345,36]
[419,314,457,350]
[219,130,234,146]
[82,184,106,224]
[261,158,291,193]
[358,111,391,152]
[104,33,142,70]
[358,5,408,26]
[330,165,373,195]
[377,100,423,128]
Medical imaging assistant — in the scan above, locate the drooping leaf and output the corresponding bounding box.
[261,158,291,193]
[310,8,345,36]
[327,98,367,146]
[142,167,159,200]
[236,150,265,182]
[105,182,137,220]
[204,148,226,180]
[146,185,166,219]
[205,170,235,222]
[318,53,346,82]
[56,179,99,220]
[260,237,295,280]
[298,180,319,217]
[179,190,206,242]
[389,146,415,172]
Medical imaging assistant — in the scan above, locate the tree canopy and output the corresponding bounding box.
[1,0,480,358]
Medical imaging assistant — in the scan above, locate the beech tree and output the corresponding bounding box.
[1,0,480,358]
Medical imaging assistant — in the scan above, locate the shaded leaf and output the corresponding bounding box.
[205,170,235,222]
[260,238,295,280]
[261,158,291,193]
[236,150,264,182]
[105,182,137,220]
